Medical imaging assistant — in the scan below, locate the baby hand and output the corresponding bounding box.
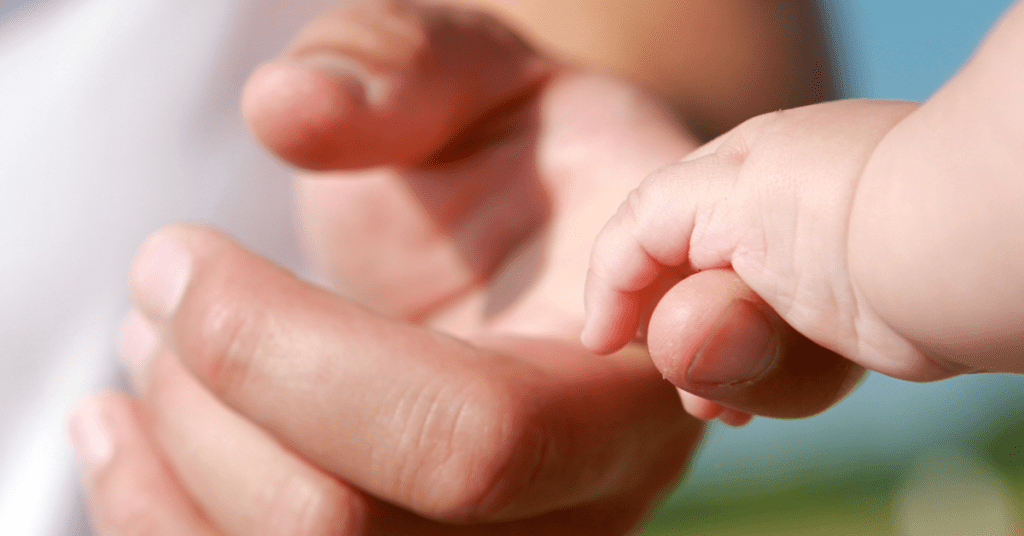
[582,99,956,420]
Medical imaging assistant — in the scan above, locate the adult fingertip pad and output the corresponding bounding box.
[242,63,363,170]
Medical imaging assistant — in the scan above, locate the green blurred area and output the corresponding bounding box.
[641,406,1024,535]
[645,471,897,535]
[645,469,896,535]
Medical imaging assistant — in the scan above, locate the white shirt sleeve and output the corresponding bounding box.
[0,1,332,533]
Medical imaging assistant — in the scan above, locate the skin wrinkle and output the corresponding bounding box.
[383,363,469,512]
[502,418,559,511]
[841,104,919,370]
[390,364,521,521]
[426,378,500,514]
[689,165,734,268]
[686,172,716,269]
[188,274,264,407]
[383,374,422,503]
[470,398,553,522]
[411,379,459,512]
[264,470,341,536]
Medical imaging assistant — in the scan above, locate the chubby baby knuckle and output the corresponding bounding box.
[615,186,644,232]
[711,134,752,168]
[713,110,788,167]
[622,170,671,227]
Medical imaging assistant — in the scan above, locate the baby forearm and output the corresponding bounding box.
[848,1,1024,372]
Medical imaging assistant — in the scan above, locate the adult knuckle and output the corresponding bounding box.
[398,369,544,521]
[94,482,171,536]
[102,510,162,536]
[264,474,364,536]
[179,271,267,397]
[109,517,165,536]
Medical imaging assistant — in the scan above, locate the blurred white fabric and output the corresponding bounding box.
[0,1,330,533]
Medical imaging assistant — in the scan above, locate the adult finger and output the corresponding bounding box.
[122,315,686,536]
[127,224,701,523]
[121,314,372,536]
[647,269,866,419]
[70,393,220,536]
[242,0,554,170]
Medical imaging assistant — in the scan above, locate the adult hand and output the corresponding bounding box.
[71,1,861,534]
[78,224,698,535]
[247,0,862,421]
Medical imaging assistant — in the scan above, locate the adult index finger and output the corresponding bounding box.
[127,224,700,524]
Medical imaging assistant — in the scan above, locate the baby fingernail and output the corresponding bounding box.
[687,299,780,386]
[130,231,191,319]
[69,399,114,471]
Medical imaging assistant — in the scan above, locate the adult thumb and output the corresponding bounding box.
[242,0,554,171]
[647,269,866,419]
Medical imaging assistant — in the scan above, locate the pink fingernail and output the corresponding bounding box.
[69,399,114,470]
[296,53,393,107]
[130,231,191,319]
[118,311,158,389]
[687,299,780,386]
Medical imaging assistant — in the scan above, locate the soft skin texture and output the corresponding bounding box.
[584,1,1024,416]
[73,1,854,534]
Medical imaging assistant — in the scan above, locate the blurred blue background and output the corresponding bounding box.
[649,1,1024,533]
[829,0,1014,100]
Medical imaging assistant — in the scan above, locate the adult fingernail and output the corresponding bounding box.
[69,399,114,471]
[295,53,393,107]
[687,299,780,386]
[118,310,158,389]
[130,231,191,319]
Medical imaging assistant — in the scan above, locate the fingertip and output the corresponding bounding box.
[69,394,122,473]
[578,325,604,354]
[581,291,640,355]
[580,316,620,355]
[679,390,725,421]
[242,0,555,173]
[719,409,755,428]
[72,392,222,536]
[242,62,379,170]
